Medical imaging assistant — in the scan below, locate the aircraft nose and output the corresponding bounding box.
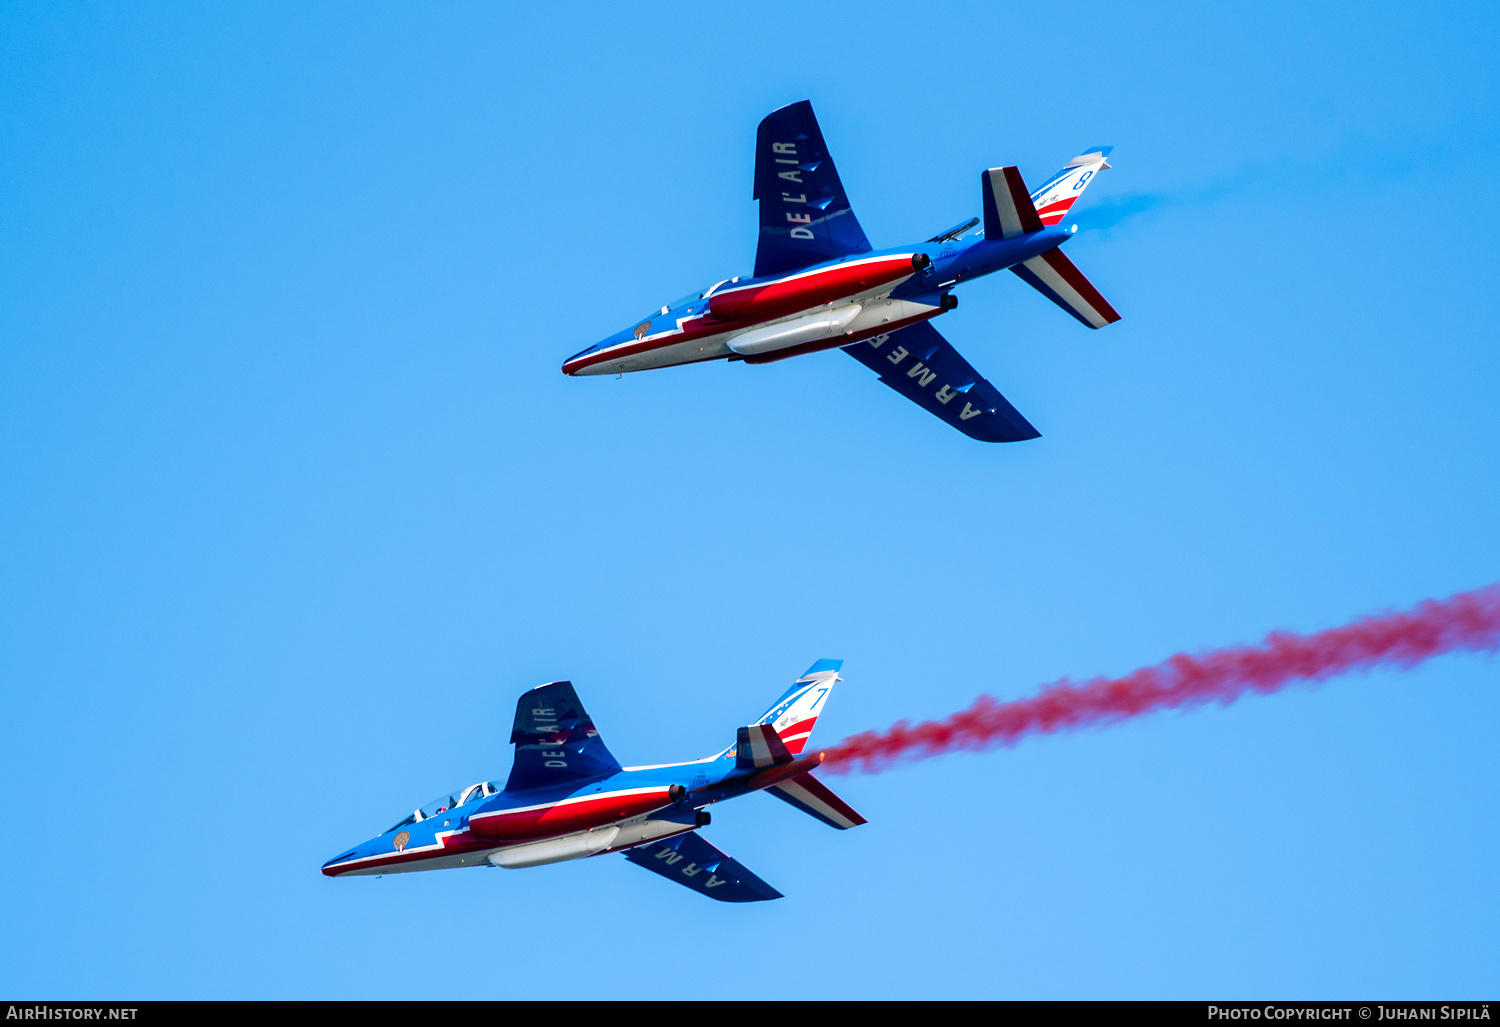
[322,848,359,876]
[562,342,604,375]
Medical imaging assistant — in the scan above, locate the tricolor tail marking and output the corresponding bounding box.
[983,166,1044,241]
[1030,146,1114,226]
[756,659,843,754]
[1012,247,1121,329]
[736,724,794,770]
[766,772,867,830]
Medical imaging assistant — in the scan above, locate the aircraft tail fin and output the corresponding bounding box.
[767,771,867,829]
[983,166,1044,240]
[736,724,794,770]
[753,659,842,755]
[1011,248,1121,329]
[1030,146,1113,226]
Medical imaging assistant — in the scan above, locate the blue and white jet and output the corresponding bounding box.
[564,100,1120,442]
[322,661,863,902]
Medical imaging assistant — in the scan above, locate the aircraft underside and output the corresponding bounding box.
[570,280,944,376]
[564,99,1120,443]
[578,302,943,375]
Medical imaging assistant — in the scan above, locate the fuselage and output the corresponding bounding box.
[321,745,823,878]
[562,226,1075,377]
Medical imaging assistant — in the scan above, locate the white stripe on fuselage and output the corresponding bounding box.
[576,293,939,375]
[574,257,932,375]
[622,751,730,771]
[327,785,677,875]
[469,785,670,819]
[705,252,917,302]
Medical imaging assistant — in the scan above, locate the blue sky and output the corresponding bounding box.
[3,1,1497,999]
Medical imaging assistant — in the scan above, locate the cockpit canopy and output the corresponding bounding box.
[385,781,501,834]
[663,277,743,314]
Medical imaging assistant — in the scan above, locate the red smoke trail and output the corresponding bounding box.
[820,584,1500,775]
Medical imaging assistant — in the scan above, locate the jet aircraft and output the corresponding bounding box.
[563,100,1121,442]
[322,661,862,902]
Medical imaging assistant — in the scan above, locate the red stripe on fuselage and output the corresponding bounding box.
[321,830,495,876]
[708,255,918,323]
[562,313,739,374]
[563,256,921,375]
[324,788,680,877]
[468,788,675,841]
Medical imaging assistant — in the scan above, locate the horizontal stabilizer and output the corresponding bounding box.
[767,772,867,830]
[1011,247,1121,329]
[623,831,782,902]
[737,724,794,771]
[983,166,1044,240]
[842,321,1041,443]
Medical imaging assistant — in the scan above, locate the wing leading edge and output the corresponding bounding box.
[841,320,1041,443]
[752,100,872,280]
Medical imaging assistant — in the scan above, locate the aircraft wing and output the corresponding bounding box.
[504,681,623,792]
[623,831,783,902]
[841,321,1041,443]
[752,100,872,280]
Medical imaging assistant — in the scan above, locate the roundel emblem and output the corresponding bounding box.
[393,831,410,852]
[633,321,651,341]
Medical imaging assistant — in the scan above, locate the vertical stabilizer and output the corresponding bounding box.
[754,659,842,754]
[1029,146,1113,226]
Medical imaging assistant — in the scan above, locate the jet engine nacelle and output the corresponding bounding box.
[727,303,862,356]
[709,253,927,324]
[487,808,705,869]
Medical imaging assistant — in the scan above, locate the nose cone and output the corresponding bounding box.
[322,843,370,877]
[562,337,618,376]
[564,322,643,376]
